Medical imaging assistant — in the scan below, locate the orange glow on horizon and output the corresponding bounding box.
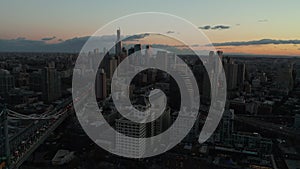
[214,44,300,56]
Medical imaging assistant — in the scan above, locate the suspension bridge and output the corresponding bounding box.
[0,85,91,169]
[0,97,73,169]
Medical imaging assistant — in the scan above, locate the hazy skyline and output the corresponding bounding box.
[1,0,300,55]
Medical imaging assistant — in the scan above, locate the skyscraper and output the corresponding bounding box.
[115,28,122,56]
[219,109,234,145]
[108,56,118,80]
[134,44,142,65]
[208,109,235,144]
[103,55,118,81]
[156,51,168,71]
[171,109,199,143]
[217,50,223,60]
[41,67,62,103]
[223,58,238,91]
[237,63,245,89]
[128,47,135,65]
[0,69,15,99]
[96,69,107,100]
[115,116,147,157]
[29,70,42,92]
[276,63,294,91]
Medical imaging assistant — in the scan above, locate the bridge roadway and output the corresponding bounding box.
[9,98,73,169]
[10,111,70,169]
[6,84,92,169]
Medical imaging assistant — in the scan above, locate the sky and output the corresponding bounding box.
[0,0,300,55]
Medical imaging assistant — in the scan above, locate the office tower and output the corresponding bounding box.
[147,69,157,84]
[237,63,245,89]
[153,108,171,135]
[276,63,294,91]
[208,51,226,98]
[156,51,168,71]
[171,109,199,143]
[134,44,142,65]
[147,90,171,136]
[114,90,170,157]
[169,63,195,110]
[96,69,107,100]
[223,60,238,91]
[195,64,211,101]
[208,51,216,70]
[115,117,147,157]
[115,28,122,56]
[134,44,141,53]
[103,55,118,81]
[15,72,29,87]
[177,64,196,107]
[117,47,128,64]
[0,108,9,167]
[217,50,223,60]
[0,69,15,99]
[29,70,42,92]
[169,74,180,111]
[116,47,129,77]
[167,52,177,70]
[41,67,62,103]
[108,56,118,80]
[128,47,135,56]
[127,47,135,65]
[144,45,152,65]
[87,49,101,70]
[219,109,234,145]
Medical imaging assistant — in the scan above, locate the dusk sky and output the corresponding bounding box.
[1,0,300,55]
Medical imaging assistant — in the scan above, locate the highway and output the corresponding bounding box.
[235,115,300,141]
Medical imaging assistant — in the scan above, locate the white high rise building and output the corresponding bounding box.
[115,115,147,157]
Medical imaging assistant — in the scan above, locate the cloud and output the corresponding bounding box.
[199,25,230,30]
[210,39,300,46]
[41,36,56,41]
[150,44,194,55]
[0,34,152,52]
[199,25,211,30]
[123,33,150,41]
[258,19,268,22]
[0,36,89,52]
[0,38,47,52]
[211,25,230,30]
[166,30,175,34]
[5,35,299,53]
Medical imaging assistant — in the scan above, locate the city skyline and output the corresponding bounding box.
[1,1,300,169]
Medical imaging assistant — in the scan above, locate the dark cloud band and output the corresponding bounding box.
[199,25,230,30]
[41,36,56,41]
[210,39,300,46]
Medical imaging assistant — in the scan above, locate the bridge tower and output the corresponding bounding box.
[0,107,10,169]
